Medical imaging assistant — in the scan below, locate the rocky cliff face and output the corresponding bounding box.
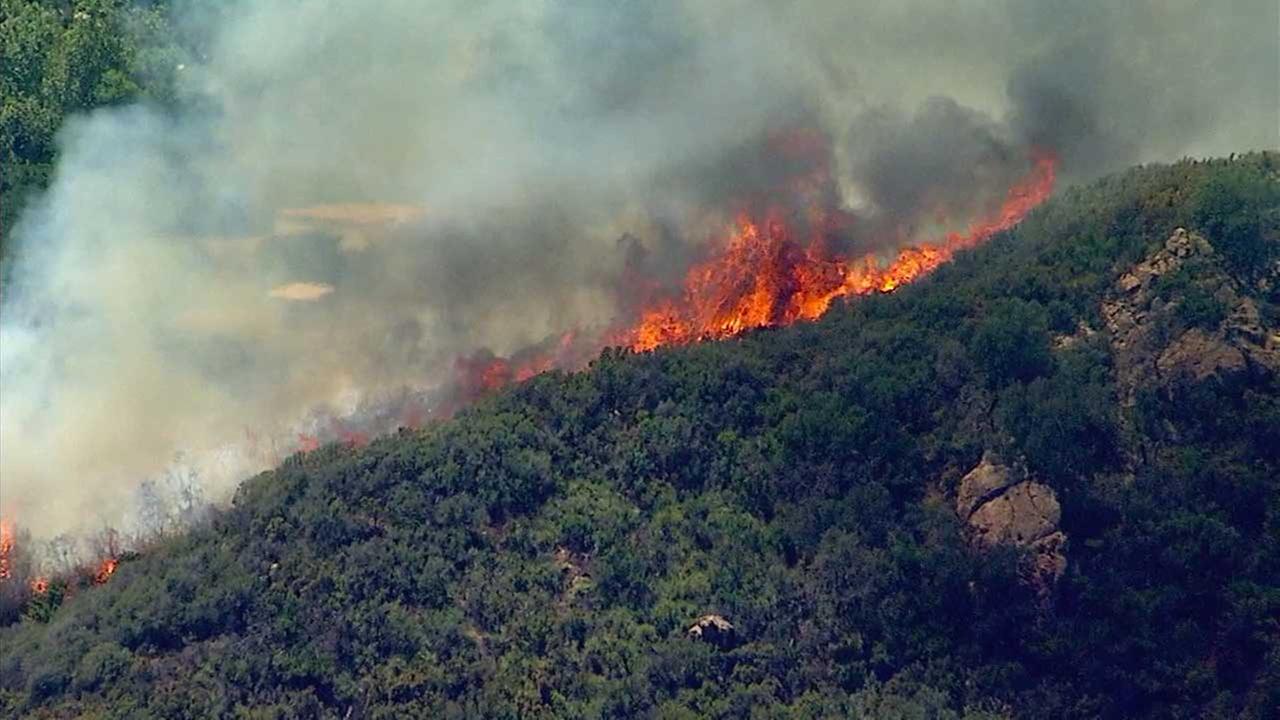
[1102,228,1279,401]
[1097,227,1280,463]
[955,452,1066,592]
[952,228,1278,600]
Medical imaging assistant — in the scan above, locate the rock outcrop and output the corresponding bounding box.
[687,614,738,649]
[1155,328,1247,382]
[955,452,1022,520]
[956,452,1066,589]
[1102,228,1279,405]
[1100,228,1280,461]
[968,481,1061,549]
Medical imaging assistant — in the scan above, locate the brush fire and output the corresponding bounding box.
[453,137,1057,397]
[0,521,13,582]
[618,150,1057,351]
[1,0,1272,639]
[0,122,1056,599]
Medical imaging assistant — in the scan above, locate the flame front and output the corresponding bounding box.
[623,150,1058,351]
[0,143,1058,586]
[0,520,13,581]
[93,557,119,585]
[425,147,1057,406]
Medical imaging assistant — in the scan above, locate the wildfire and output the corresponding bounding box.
[400,403,426,430]
[0,520,13,581]
[451,332,580,402]
[93,557,119,585]
[1,517,123,596]
[422,147,1056,403]
[0,139,1059,607]
[337,427,370,449]
[622,150,1058,351]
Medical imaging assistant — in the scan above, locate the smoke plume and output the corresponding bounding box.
[2,0,1276,539]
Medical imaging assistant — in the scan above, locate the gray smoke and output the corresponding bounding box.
[1,0,1276,539]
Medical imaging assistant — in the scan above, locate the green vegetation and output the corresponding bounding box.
[0,0,184,256]
[1,154,1276,718]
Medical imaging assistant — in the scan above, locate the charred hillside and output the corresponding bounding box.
[2,154,1278,718]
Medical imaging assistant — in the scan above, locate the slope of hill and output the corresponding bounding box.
[1,154,1277,718]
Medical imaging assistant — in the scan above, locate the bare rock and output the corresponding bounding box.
[1026,531,1068,586]
[1052,321,1098,350]
[968,481,1062,549]
[956,451,1023,519]
[687,614,737,649]
[1124,228,1213,285]
[1105,228,1213,307]
[1227,299,1280,374]
[1156,328,1247,382]
[1229,298,1267,344]
[1102,226,1276,403]
[955,454,1068,593]
[1165,227,1213,258]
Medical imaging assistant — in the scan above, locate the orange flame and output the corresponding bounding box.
[1,517,121,595]
[0,520,13,581]
[448,331,580,408]
[93,557,119,585]
[623,150,1058,351]
[337,426,370,449]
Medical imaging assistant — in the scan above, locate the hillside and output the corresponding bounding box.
[1,154,1278,718]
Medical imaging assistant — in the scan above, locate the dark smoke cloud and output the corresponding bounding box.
[1,0,1275,538]
[844,98,1024,247]
[1000,0,1278,175]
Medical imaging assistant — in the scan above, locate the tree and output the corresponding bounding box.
[971,298,1053,385]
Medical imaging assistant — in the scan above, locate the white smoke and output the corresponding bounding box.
[1,0,1276,537]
